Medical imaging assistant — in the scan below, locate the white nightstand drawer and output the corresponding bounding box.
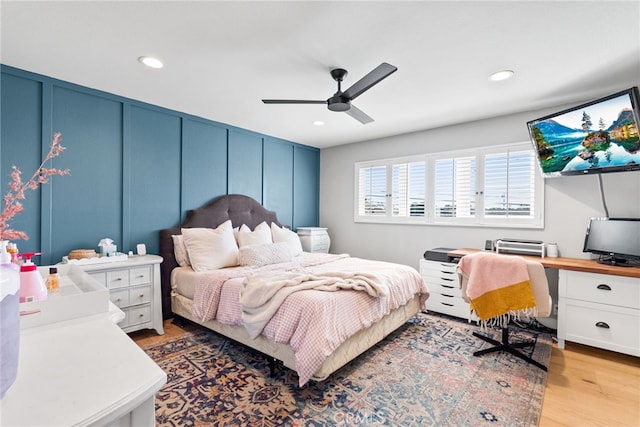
[129,285,152,306]
[130,266,151,286]
[109,288,130,308]
[562,271,640,309]
[426,292,471,319]
[88,271,107,287]
[106,269,129,289]
[127,305,151,326]
[563,299,640,356]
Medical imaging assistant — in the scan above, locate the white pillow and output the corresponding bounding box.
[271,223,303,256]
[238,242,293,267]
[181,220,239,271]
[172,234,191,267]
[236,221,272,247]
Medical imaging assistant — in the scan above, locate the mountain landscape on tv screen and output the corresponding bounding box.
[531,107,640,175]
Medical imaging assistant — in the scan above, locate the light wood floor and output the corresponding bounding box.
[131,320,640,426]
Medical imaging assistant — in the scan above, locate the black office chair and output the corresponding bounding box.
[458,252,552,371]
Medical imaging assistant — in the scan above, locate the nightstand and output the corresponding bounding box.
[79,255,164,335]
[297,227,331,253]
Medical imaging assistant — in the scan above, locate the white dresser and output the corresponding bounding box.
[419,259,478,322]
[80,255,164,335]
[558,270,640,356]
[297,227,331,253]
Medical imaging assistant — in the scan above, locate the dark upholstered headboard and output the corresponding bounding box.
[159,194,281,319]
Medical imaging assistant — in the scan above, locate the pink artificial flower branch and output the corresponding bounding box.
[0,132,70,241]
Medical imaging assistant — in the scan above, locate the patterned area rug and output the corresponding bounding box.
[141,312,551,426]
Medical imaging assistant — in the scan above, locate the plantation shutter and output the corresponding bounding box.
[484,149,536,219]
[358,165,387,216]
[392,161,425,217]
[434,156,476,219]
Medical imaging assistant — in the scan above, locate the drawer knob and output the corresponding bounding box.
[137,275,144,278]
[595,321,610,329]
[139,314,144,318]
[596,284,612,291]
[442,277,454,282]
[139,294,145,298]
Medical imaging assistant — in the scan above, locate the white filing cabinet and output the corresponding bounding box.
[558,270,639,356]
[297,227,331,253]
[80,255,164,335]
[420,259,478,322]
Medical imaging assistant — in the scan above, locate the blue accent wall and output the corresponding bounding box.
[0,65,320,265]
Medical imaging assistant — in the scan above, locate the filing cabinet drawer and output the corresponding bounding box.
[425,292,472,319]
[561,270,640,309]
[563,299,640,356]
[420,259,457,276]
[423,279,462,297]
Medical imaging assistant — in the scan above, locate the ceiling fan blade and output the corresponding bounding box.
[262,99,326,104]
[345,104,374,124]
[342,62,398,101]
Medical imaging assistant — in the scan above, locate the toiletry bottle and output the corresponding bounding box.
[18,252,47,303]
[7,243,18,263]
[0,241,19,272]
[47,267,60,293]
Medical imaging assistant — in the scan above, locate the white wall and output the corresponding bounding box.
[319,106,640,271]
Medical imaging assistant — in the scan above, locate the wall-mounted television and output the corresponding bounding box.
[527,87,640,177]
[583,217,640,266]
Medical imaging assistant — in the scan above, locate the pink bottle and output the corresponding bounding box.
[18,252,47,303]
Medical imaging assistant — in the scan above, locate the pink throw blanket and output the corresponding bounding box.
[458,252,536,323]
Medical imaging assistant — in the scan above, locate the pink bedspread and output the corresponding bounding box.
[185,253,429,386]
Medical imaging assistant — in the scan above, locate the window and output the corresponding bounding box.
[355,156,426,222]
[355,142,543,228]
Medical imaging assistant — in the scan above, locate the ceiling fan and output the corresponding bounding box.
[262,62,398,124]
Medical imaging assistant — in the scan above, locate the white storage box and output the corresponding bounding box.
[20,264,109,329]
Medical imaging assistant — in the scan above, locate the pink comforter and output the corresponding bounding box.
[186,253,429,386]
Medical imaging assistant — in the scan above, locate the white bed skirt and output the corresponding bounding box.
[171,292,421,383]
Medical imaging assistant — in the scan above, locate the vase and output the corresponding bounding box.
[1,265,20,399]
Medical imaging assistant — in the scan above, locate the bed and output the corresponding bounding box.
[159,194,429,386]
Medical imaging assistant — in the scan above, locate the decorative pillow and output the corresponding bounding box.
[238,242,293,267]
[271,223,303,256]
[171,234,191,267]
[237,221,273,247]
[181,220,239,271]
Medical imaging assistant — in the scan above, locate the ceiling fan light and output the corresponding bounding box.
[489,70,514,82]
[313,120,325,126]
[138,56,164,69]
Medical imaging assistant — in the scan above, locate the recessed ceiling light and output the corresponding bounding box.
[313,120,325,126]
[489,70,514,82]
[138,56,164,69]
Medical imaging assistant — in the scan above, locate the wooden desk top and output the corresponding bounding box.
[449,248,640,278]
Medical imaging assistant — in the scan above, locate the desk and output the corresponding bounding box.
[448,248,640,278]
[1,313,166,426]
[448,249,640,357]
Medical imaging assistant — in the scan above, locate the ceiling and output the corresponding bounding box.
[1,1,639,149]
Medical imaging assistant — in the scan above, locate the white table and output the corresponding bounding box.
[0,312,166,426]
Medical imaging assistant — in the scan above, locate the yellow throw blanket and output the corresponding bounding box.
[457,252,536,323]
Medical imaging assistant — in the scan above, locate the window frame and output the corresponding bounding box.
[354,142,544,228]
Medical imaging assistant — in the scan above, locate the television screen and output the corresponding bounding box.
[527,87,640,177]
[583,217,640,266]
